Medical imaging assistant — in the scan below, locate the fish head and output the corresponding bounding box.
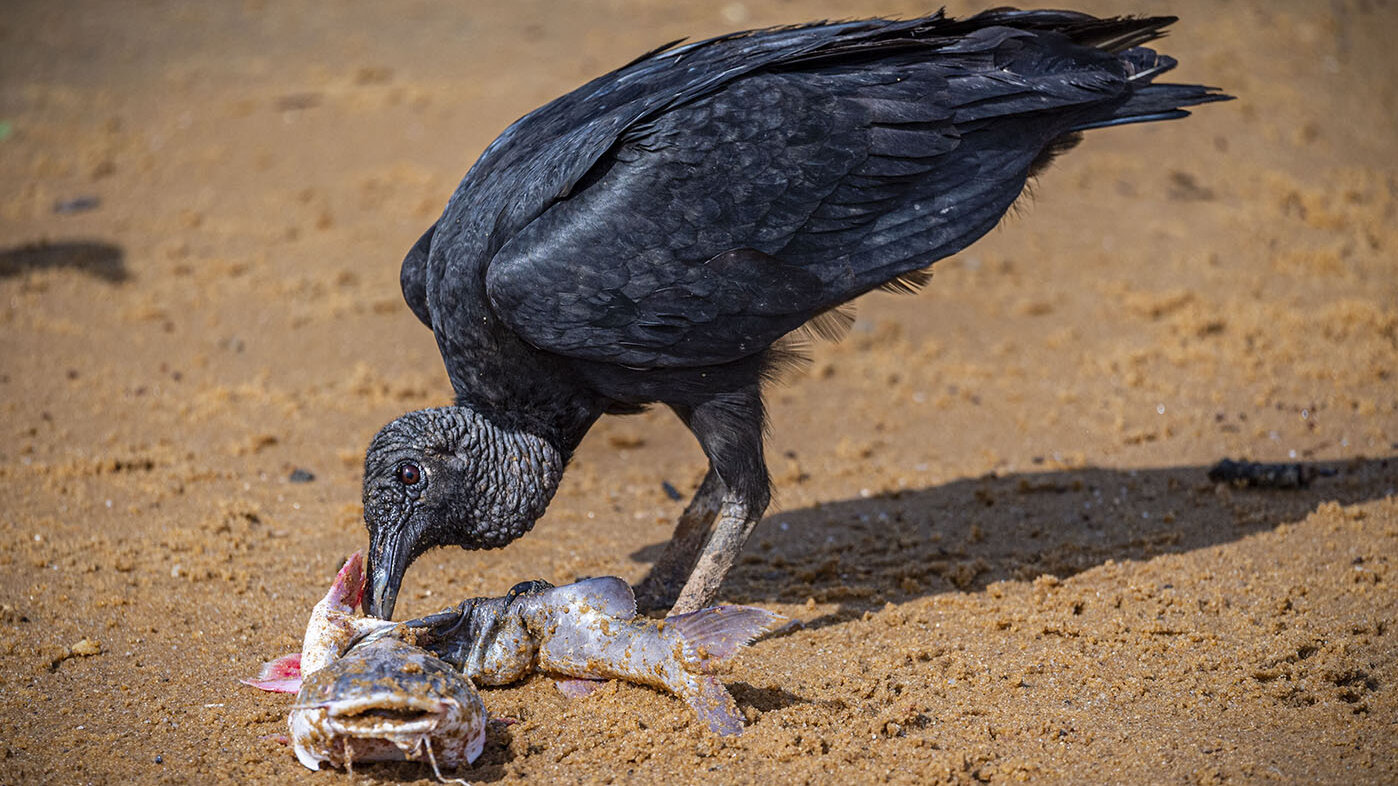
[290,638,487,772]
[316,693,463,737]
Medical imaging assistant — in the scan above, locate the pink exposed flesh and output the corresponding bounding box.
[241,652,303,693]
[326,551,366,611]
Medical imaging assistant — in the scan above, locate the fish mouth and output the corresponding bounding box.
[302,695,455,736]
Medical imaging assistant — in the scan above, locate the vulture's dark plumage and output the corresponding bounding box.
[361,9,1230,619]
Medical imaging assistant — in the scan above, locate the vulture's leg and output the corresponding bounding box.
[634,467,725,612]
[666,388,770,616]
[670,490,763,615]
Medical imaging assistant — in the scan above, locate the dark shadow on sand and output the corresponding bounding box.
[0,241,128,282]
[634,457,1395,629]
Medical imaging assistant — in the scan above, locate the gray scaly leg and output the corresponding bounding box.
[669,491,759,615]
[635,468,725,612]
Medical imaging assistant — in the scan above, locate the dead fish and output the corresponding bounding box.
[246,553,485,776]
[245,555,784,775]
[392,576,785,735]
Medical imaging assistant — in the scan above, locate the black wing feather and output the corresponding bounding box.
[425,13,1227,377]
[487,26,1135,367]
[400,223,436,328]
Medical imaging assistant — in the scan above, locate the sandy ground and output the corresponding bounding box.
[2,0,1396,783]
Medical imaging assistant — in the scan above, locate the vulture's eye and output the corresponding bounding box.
[396,462,422,486]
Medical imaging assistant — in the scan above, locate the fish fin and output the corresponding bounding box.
[667,605,787,671]
[241,652,303,693]
[241,676,302,693]
[687,675,745,736]
[555,677,606,699]
[545,576,637,619]
[261,652,303,679]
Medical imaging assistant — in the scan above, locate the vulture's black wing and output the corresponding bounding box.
[481,12,1223,368]
[419,17,937,376]
[401,223,436,328]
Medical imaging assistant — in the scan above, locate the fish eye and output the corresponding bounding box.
[396,462,422,485]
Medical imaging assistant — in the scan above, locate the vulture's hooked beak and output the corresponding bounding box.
[364,532,410,620]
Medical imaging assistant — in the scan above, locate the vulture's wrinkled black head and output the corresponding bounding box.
[361,406,565,619]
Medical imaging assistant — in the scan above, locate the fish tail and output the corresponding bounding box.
[667,605,786,672]
[686,675,745,736]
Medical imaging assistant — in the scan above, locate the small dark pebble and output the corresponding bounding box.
[1207,458,1336,489]
[53,196,101,214]
[154,755,163,764]
[661,480,683,502]
[288,468,316,483]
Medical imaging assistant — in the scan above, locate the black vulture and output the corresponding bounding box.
[360,9,1230,619]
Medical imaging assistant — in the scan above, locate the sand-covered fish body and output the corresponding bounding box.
[528,579,782,735]
[387,590,540,688]
[402,576,784,735]
[290,636,486,771]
